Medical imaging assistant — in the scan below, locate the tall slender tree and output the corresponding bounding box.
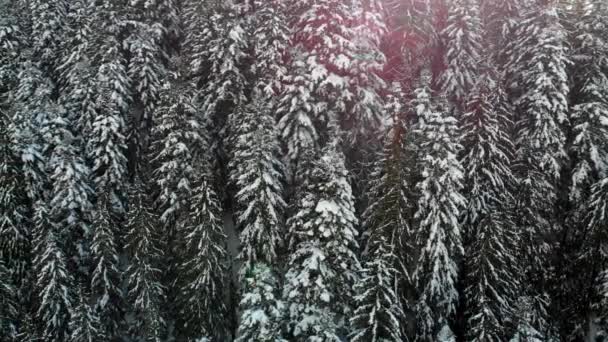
[124,177,165,341]
[283,141,360,340]
[440,0,482,112]
[89,191,123,340]
[33,200,74,342]
[504,2,570,337]
[411,70,465,341]
[461,70,520,341]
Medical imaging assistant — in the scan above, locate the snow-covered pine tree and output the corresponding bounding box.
[69,286,101,342]
[228,92,286,268]
[504,2,569,337]
[57,0,98,133]
[0,0,24,102]
[128,0,179,55]
[440,0,482,112]
[124,177,165,341]
[149,68,208,335]
[229,90,286,340]
[351,106,414,341]
[461,70,520,341]
[411,70,465,341]
[569,0,608,206]
[197,0,249,120]
[88,62,129,213]
[350,234,405,342]
[235,263,286,342]
[124,21,165,169]
[556,0,608,337]
[88,0,131,211]
[41,110,94,277]
[248,0,289,98]
[283,140,360,340]
[278,0,360,167]
[33,200,74,342]
[0,115,30,291]
[175,172,229,340]
[345,0,387,145]
[589,177,608,320]
[0,258,18,339]
[150,73,202,229]
[28,0,68,78]
[90,191,123,340]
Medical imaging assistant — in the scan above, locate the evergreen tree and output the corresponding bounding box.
[175,174,229,340]
[69,287,101,342]
[0,116,30,290]
[346,0,387,144]
[29,0,68,76]
[125,21,165,165]
[411,71,465,341]
[504,3,570,337]
[229,91,286,340]
[41,111,93,276]
[88,70,129,212]
[248,0,290,98]
[440,0,482,111]
[149,71,206,337]
[569,0,608,204]
[90,191,123,339]
[0,259,18,339]
[278,0,362,165]
[461,71,520,341]
[283,142,360,340]
[33,200,74,342]
[125,177,165,341]
[235,263,286,342]
[351,112,414,340]
[199,2,248,123]
[556,0,608,337]
[0,0,24,101]
[228,92,286,268]
[350,234,405,342]
[150,75,202,227]
[57,0,97,132]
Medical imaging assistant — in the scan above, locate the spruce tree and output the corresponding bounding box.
[175,174,229,340]
[124,177,165,341]
[556,0,608,337]
[69,287,101,342]
[124,17,165,168]
[235,263,286,342]
[351,234,405,342]
[28,0,68,76]
[504,3,569,337]
[461,71,520,341]
[0,259,18,339]
[88,60,129,213]
[90,191,123,339]
[411,71,465,341]
[440,0,482,111]
[41,111,93,276]
[0,116,30,291]
[33,200,74,342]
[229,93,286,268]
[229,92,286,340]
[150,75,202,227]
[346,0,387,144]
[350,113,413,341]
[0,0,24,101]
[278,0,361,165]
[283,141,360,340]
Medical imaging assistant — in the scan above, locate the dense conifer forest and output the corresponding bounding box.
[1,0,608,341]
